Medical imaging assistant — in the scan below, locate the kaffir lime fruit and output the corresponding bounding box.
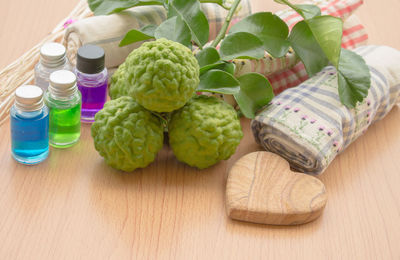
[168,95,243,169]
[125,38,200,112]
[91,96,164,172]
[109,62,128,100]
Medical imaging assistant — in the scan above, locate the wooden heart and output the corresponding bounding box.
[226,152,327,225]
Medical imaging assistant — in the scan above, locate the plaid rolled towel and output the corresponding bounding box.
[64,1,251,68]
[251,45,400,175]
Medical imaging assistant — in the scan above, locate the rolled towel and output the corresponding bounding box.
[251,45,400,175]
[64,1,252,68]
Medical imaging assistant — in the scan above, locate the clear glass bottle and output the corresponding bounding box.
[44,70,81,148]
[10,85,49,165]
[75,44,108,123]
[34,42,72,91]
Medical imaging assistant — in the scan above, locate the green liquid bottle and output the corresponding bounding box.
[45,70,81,148]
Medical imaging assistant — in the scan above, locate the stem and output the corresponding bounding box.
[221,4,231,10]
[210,0,241,48]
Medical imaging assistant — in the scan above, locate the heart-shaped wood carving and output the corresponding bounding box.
[226,152,327,225]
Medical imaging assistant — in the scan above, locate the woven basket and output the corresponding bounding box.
[0,0,92,126]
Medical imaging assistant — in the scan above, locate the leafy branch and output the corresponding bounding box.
[210,0,241,48]
[88,0,372,117]
[88,0,228,15]
[275,0,371,107]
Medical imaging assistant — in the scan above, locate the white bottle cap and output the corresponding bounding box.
[15,85,44,111]
[40,42,66,67]
[49,70,77,98]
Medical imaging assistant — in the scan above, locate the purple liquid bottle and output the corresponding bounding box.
[75,44,108,123]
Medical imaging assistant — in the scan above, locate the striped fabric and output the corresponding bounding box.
[276,0,363,30]
[251,45,400,175]
[233,48,299,78]
[341,15,368,49]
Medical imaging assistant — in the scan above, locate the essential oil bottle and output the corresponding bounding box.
[44,70,81,148]
[34,42,72,91]
[75,44,108,123]
[10,85,49,165]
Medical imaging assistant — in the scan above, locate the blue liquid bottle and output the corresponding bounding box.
[10,85,49,164]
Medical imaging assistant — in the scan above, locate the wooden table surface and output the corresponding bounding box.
[1,0,399,259]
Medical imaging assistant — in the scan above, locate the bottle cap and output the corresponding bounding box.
[40,42,66,68]
[15,85,44,112]
[76,44,105,74]
[49,70,77,98]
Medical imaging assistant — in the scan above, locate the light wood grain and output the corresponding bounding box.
[0,0,400,259]
[226,152,327,225]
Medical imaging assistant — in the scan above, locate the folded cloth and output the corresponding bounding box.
[251,45,400,175]
[64,1,251,68]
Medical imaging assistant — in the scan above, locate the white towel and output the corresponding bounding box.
[63,2,252,68]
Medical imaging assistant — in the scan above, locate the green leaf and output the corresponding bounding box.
[276,1,341,68]
[295,4,321,19]
[154,16,191,47]
[119,27,156,47]
[199,0,223,5]
[337,49,371,108]
[219,32,265,60]
[274,0,321,19]
[306,16,342,67]
[140,24,158,36]
[214,62,235,75]
[199,61,226,75]
[288,21,329,76]
[88,0,164,15]
[196,47,220,67]
[234,73,274,119]
[289,16,342,76]
[197,69,240,94]
[229,12,290,57]
[168,0,209,47]
[199,61,235,75]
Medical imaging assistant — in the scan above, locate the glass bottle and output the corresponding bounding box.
[10,85,49,165]
[75,44,108,123]
[44,70,81,148]
[34,42,72,91]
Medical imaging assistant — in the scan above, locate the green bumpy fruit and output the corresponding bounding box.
[125,38,200,112]
[109,62,129,100]
[169,95,243,169]
[91,96,164,172]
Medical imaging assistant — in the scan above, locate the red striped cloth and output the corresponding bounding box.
[276,0,363,27]
[270,0,368,95]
